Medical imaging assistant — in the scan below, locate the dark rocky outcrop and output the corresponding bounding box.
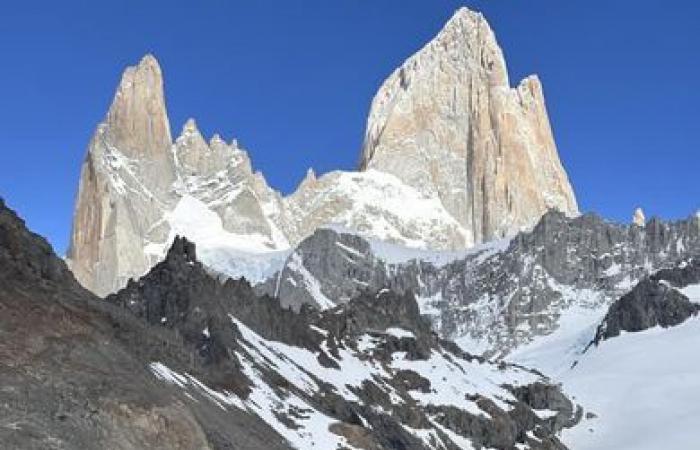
[0,198,293,450]
[593,258,700,344]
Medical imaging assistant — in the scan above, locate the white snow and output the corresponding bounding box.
[384,327,415,339]
[508,304,607,376]
[149,362,187,387]
[309,325,329,337]
[143,195,291,283]
[165,195,282,253]
[334,241,364,259]
[510,309,700,450]
[391,350,536,416]
[558,317,700,450]
[147,305,550,450]
[366,234,511,266]
[306,169,472,250]
[679,283,700,303]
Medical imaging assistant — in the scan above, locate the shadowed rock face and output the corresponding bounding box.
[2,197,581,449]
[593,259,700,344]
[0,198,294,450]
[260,210,700,356]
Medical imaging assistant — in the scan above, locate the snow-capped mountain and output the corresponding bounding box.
[56,7,700,448]
[359,7,578,244]
[67,6,577,297]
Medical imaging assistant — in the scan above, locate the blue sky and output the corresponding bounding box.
[0,0,698,253]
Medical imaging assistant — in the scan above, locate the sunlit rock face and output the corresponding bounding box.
[67,55,178,296]
[633,207,646,227]
[359,7,578,246]
[67,6,579,297]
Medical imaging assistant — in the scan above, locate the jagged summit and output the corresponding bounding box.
[181,117,199,134]
[429,6,507,84]
[106,53,172,162]
[69,10,579,296]
[633,207,646,226]
[166,235,197,263]
[359,6,578,246]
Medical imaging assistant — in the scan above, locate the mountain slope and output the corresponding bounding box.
[260,210,700,358]
[508,259,700,450]
[0,198,292,450]
[1,197,582,450]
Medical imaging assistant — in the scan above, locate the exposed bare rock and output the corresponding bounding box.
[593,258,700,344]
[1,197,582,449]
[259,210,700,356]
[67,6,579,297]
[0,198,292,450]
[66,55,178,296]
[632,207,646,226]
[359,7,578,245]
[171,118,286,245]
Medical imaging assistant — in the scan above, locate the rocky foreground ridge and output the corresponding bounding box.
[1,197,583,449]
[66,6,578,297]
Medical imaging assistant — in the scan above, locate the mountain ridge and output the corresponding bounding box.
[1,196,583,449]
[66,5,578,297]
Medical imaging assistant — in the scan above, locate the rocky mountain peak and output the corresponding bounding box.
[633,207,646,226]
[181,117,199,134]
[175,117,208,153]
[305,167,316,181]
[592,260,700,345]
[209,133,225,147]
[105,53,172,162]
[173,118,246,179]
[68,10,581,298]
[430,6,508,85]
[297,167,317,189]
[165,235,197,264]
[358,7,578,246]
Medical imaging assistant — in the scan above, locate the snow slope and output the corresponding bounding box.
[146,308,564,450]
[679,282,700,303]
[144,195,290,283]
[559,318,700,450]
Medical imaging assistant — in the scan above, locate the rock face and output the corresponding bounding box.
[66,55,178,296]
[632,207,646,226]
[260,211,700,356]
[2,197,582,450]
[359,8,578,245]
[68,5,578,297]
[0,198,292,450]
[593,258,700,344]
[66,56,290,296]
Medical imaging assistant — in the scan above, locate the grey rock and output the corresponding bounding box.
[261,210,700,357]
[0,198,292,450]
[2,197,581,449]
[593,259,700,344]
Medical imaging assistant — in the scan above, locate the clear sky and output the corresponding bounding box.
[1,0,698,253]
